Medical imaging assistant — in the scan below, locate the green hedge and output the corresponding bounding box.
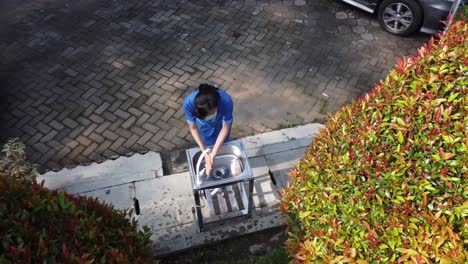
[454,4,468,22]
[280,21,467,263]
[0,140,155,263]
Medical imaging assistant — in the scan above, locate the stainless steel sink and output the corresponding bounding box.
[186,140,254,230]
[186,140,253,189]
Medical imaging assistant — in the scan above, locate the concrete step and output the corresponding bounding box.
[38,152,163,195]
[37,123,324,256]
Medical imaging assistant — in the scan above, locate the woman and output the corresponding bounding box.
[183,84,233,176]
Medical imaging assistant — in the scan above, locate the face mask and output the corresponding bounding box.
[204,111,217,122]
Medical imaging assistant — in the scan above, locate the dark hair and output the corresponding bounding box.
[195,84,219,118]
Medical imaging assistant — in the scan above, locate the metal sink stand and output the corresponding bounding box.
[192,177,254,231]
[186,140,254,231]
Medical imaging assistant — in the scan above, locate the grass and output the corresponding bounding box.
[231,125,246,138]
[454,4,468,22]
[318,98,329,115]
[278,123,293,129]
[158,228,288,264]
[219,247,289,264]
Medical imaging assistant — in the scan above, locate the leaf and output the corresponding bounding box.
[442,135,452,143]
[362,221,371,231]
[396,248,419,256]
[443,153,455,160]
[375,194,382,205]
[447,92,459,102]
[395,117,405,126]
[435,211,442,220]
[300,211,312,219]
[62,243,70,259]
[397,131,404,144]
[58,192,66,209]
[446,177,460,182]
[424,185,437,192]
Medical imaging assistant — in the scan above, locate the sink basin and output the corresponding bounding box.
[186,140,253,189]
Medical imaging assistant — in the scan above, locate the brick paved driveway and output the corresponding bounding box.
[0,0,429,170]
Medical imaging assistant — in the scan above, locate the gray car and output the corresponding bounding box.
[341,0,456,35]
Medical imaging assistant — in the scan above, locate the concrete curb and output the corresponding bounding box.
[38,123,325,255]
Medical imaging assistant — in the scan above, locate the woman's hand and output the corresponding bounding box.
[205,153,213,177]
[206,124,230,176]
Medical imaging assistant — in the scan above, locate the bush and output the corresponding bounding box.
[0,138,38,181]
[280,21,467,263]
[0,139,155,263]
[454,3,468,22]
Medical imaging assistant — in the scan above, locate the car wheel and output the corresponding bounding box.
[377,0,423,36]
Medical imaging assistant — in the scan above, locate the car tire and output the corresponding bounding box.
[377,0,423,36]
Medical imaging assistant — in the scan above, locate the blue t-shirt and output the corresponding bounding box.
[183,89,233,145]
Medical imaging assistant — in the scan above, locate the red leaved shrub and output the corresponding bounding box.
[281,20,467,263]
[0,139,155,263]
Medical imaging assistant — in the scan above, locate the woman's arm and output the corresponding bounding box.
[188,123,206,151]
[207,124,231,174]
[189,123,215,176]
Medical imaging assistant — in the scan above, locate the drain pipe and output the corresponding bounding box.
[130,181,140,215]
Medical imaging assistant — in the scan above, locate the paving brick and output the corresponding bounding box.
[89,114,105,124]
[166,100,180,110]
[146,94,160,106]
[40,130,58,142]
[123,134,139,148]
[159,68,173,78]
[170,136,187,146]
[135,112,150,126]
[129,126,146,136]
[81,123,97,137]
[144,78,157,89]
[139,104,157,116]
[159,139,175,149]
[128,107,143,117]
[68,145,85,160]
[64,68,78,77]
[103,130,119,141]
[63,118,78,129]
[167,118,185,129]
[109,137,126,152]
[95,140,113,153]
[114,109,131,119]
[22,124,38,136]
[121,116,137,129]
[137,131,153,145]
[36,122,52,134]
[164,127,179,141]
[120,98,135,110]
[69,126,85,139]
[1,0,426,170]
[88,132,105,143]
[150,130,166,143]
[74,135,92,147]
[95,102,111,115]
[160,108,175,122]
[132,95,147,108]
[56,146,72,159]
